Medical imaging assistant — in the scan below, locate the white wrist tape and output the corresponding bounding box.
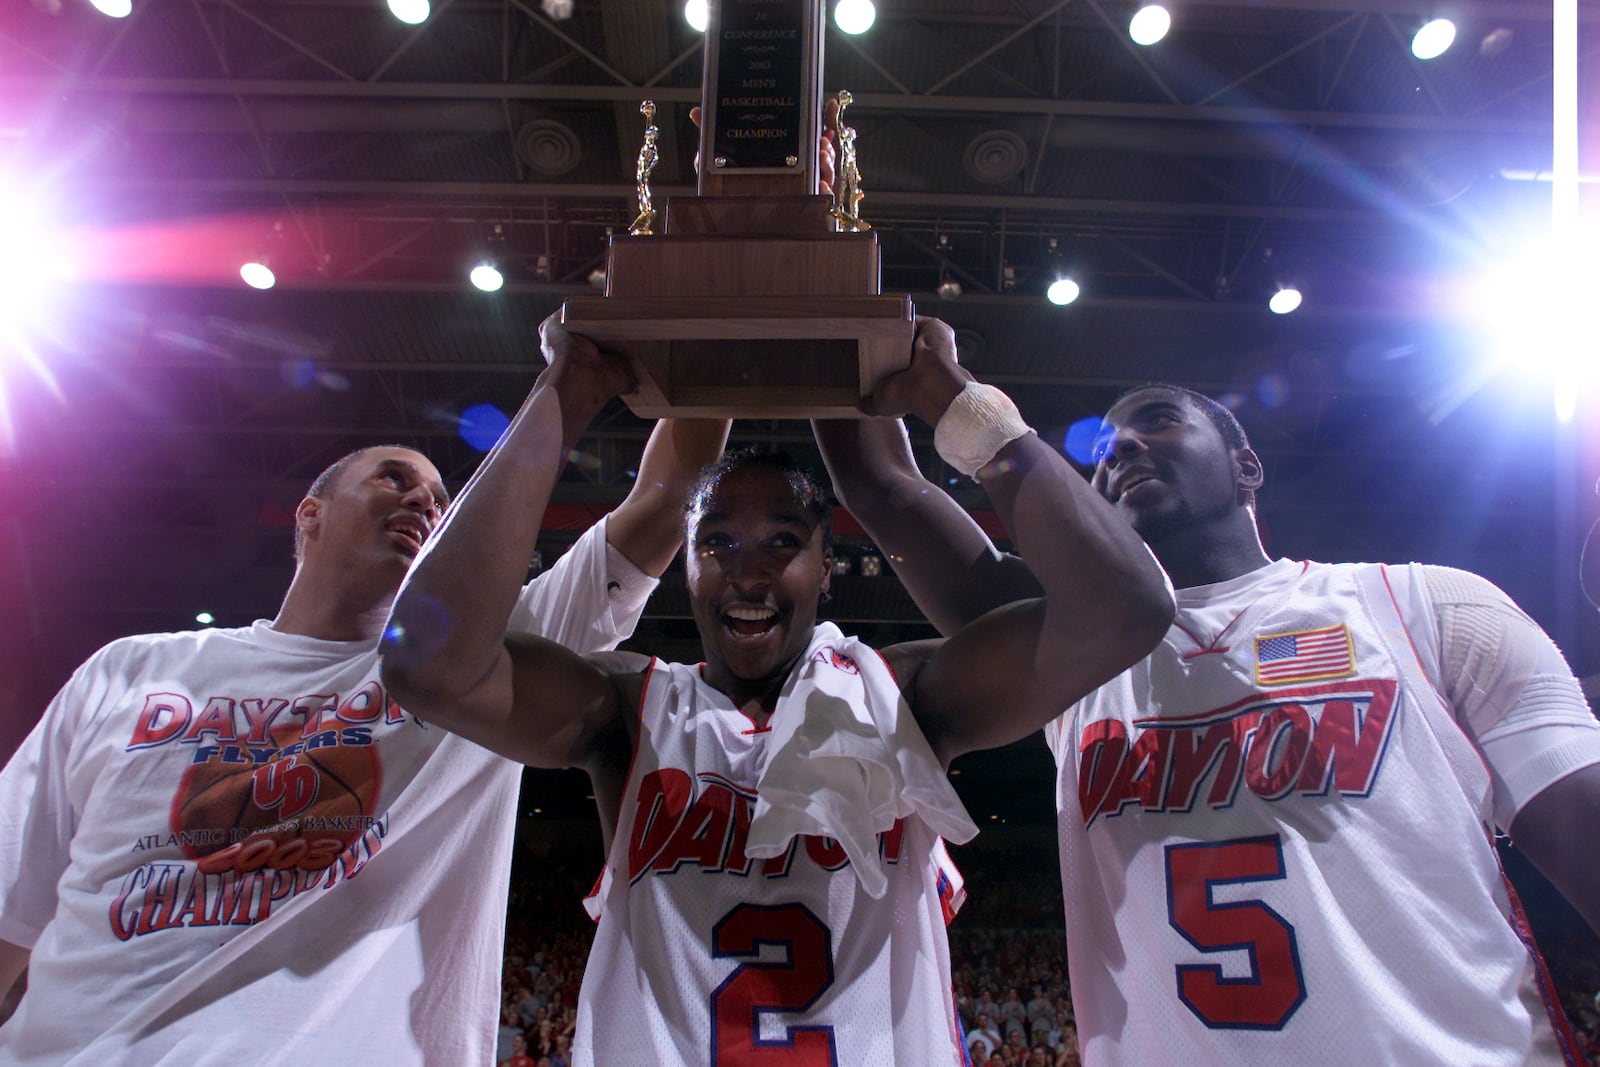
[933,381,1034,480]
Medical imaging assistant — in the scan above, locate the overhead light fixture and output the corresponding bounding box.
[684,0,708,32]
[1268,286,1303,314]
[835,0,876,35]
[387,0,430,25]
[1129,4,1171,46]
[1047,277,1081,306]
[239,261,276,290]
[469,262,505,292]
[88,0,132,17]
[1411,18,1456,60]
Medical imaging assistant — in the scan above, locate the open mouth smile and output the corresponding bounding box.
[387,521,429,554]
[722,604,779,643]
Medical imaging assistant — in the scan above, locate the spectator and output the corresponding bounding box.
[968,1012,1003,1061]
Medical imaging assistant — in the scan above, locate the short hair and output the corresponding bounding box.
[293,444,415,562]
[685,446,833,546]
[1113,383,1251,452]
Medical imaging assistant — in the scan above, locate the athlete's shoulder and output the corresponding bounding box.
[82,625,249,676]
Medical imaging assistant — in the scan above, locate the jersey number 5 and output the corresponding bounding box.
[1164,835,1307,1029]
[710,903,838,1065]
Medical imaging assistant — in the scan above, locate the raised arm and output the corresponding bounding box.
[379,314,638,769]
[874,320,1174,765]
[606,417,729,577]
[812,416,1040,636]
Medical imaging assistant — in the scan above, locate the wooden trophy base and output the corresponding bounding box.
[560,196,914,419]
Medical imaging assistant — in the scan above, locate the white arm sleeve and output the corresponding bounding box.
[1422,564,1600,829]
[0,652,111,949]
[504,513,657,654]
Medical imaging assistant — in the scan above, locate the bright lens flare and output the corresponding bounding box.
[1462,233,1599,419]
[0,203,70,452]
[1129,5,1172,46]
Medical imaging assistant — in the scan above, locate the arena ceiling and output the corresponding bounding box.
[3,0,1597,820]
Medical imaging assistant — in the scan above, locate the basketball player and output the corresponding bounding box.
[379,316,1174,1065]
[0,325,729,1062]
[817,384,1600,1064]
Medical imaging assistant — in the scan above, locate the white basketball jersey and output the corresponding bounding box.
[574,657,969,1067]
[1045,559,1581,1067]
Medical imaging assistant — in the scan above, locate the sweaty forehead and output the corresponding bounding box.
[361,448,445,489]
[1104,386,1194,426]
[693,467,812,523]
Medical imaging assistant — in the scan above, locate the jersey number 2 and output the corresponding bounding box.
[1164,835,1307,1029]
[710,903,838,1065]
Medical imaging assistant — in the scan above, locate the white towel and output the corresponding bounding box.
[745,622,979,898]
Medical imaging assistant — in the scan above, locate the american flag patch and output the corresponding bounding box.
[1254,624,1355,685]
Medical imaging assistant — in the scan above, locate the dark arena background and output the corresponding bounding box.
[2,0,1597,1061]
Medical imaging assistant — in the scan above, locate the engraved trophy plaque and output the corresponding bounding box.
[560,0,914,418]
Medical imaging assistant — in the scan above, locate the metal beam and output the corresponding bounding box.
[0,78,1550,135]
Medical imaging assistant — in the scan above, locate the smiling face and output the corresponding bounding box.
[685,459,832,698]
[296,446,449,582]
[1090,387,1260,548]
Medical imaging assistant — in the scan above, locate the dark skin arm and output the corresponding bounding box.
[862,321,1174,765]
[380,317,678,785]
[1507,765,1600,935]
[812,416,1042,636]
[607,416,730,576]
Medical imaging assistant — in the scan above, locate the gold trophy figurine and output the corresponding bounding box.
[628,100,660,237]
[560,0,914,419]
[830,90,871,233]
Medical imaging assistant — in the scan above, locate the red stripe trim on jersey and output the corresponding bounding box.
[581,868,604,925]
[1494,843,1586,1065]
[586,656,663,922]
[1378,565,1495,785]
[1378,569,1578,1056]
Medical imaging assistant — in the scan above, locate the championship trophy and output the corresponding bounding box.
[560,0,914,418]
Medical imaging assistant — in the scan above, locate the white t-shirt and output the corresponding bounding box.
[0,516,653,1066]
[1045,559,1600,1067]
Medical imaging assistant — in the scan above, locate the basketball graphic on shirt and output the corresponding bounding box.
[170,724,382,874]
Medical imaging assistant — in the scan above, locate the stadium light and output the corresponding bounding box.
[1411,18,1456,60]
[1047,277,1081,306]
[469,262,505,292]
[1129,5,1171,45]
[835,0,875,35]
[1268,287,1303,315]
[387,0,429,25]
[239,261,276,290]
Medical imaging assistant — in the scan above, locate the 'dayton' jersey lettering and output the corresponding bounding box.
[574,658,968,1067]
[1046,560,1580,1067]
